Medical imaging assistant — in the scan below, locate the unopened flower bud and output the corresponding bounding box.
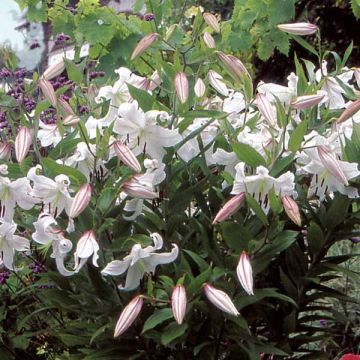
[69,184,92,218]
[217,52,249,83]
[43,59,65,81]
[203,32,215,48]
[114,141,141,173]
[114,295,143,337]
[123,176,158,199]
[337,99,360,124]
[256,93,277,126]
[0,141,11,161]
[203,283,239,316]
[15,127,32,163]
[208,70,228,96]
[212,192,245,224]
[174,72,189,104]
[318,146,348,185]
[237,252,254,295]
[149,70,161,91]
[165,24,178,42]
[130,33,159,61]
[63,114,80,126]
[194,78,206,98]
[39,78,57,107]
[172,285,187,325]
[58,98,74,117]
[203,12,220,33]
[282,196,302,227]
[354,68,360,88]
[277,22,318,36]
[291,93,325,110]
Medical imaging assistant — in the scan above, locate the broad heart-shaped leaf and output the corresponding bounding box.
[161,322,188,346]
[288,119,308,152]
[232,143,266,168]
[142,308,174,333]
[41,158,87,185]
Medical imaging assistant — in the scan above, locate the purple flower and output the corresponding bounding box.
[0,68,12,79]
[78,105,89,114]
[30,41,40,50]
[144,13,155,21]
[55,33,71,45]
[350,237,360,244]
[29,262,44,274]
[14,68,27,79]
[319,319,327,327]
[89,71,105,80]
[0,271,10,285]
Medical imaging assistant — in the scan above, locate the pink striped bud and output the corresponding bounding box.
[203,32,215,48]
[174,72,189,104]
[291,94,325,110]
[277,22,318,36]
[149,70,161,91]
[212,192,245,224]
[337,99,360,124]
[114,141,141,173]
[237,252,254,295]
[217,52,249,83]
[39,78,57,107]
[15,127,32,163]
[131,33,159,61]
[123,176,158,199]
[203,283,239,316]
[203,12,220,33]
[69,184,92,218]
[63,114,80,126]
[114,295,143,337]
[282,196,301,226]
[256,93,277,126]
[194,78,206,98]
[0,141,11,161]
[318,146,349,185]
[171,285,187,325]
[58,98,74,117]
[43,59,65,81]
[208,70,228,96]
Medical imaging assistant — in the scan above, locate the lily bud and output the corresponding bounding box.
[114,141,141,173]
[291,93,325,110]
[194,78,206,98]
[171,285,187,325]
[203,32,215,48]
[208,70,228,96]
[123,176,158,199]
[203,283,239,316]
[354,68,360,88]
[237,252,254,295]
[39,78,57,107]
[277,22,318,36]
[217,52,249,83]
[58,98,74,117]
[337,99,360,124]
[256,93,277,126]
[114,295,143,337]
[15,127,32,163]
[174,72,189,104]
[212,192,246,224]
[149,70,161,91]
[63,114,80,126]
[43,59,65,81]
[203,12,220,33]
[318,146,348,185]
[69,184,92,218]
[0,141,11,161]
[282,195,302,227]
[130,33,159,61]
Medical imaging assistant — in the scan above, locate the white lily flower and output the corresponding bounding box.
[27,165,72,217]
[114,102,181,160]
[0,221,29,270]
[37,121,62,147]
[32,213,75,276]
[74,230,99,272]
[0,171,38,222]
[298,147,360,200]
[232,163,296,213]
[101,232,179,291]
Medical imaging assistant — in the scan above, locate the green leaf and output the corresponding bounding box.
[288,120,308,152]
[290,35,319,58]
[41,158,87,185]
[64,58,85,83]
[183,250,209,272]
[246,194,268,226]
[307,221,324,257]
[142,308,174,333]
[267,0,295,24]
[232,142,266,168]
[188,266,212,296]
[161,323,188,346]
[220,222,250,251]
[270,153,295,177]
[127,84,155,112]
[0,94,17,107]
[48,134,81,159]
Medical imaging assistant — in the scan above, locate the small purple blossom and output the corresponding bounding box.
[0,68,12,79]
[30,41,40,50]
[78,105,89,114]
[144,13,155,21]
[24,98,36,112]
[55,33,71,45]
[29,262,44,274]
[14,68,27,79]
[40,108,57,124]
[89,71,105,80]
[0,271,10,285]
[350,237,360,244]
[319,319,327,327]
